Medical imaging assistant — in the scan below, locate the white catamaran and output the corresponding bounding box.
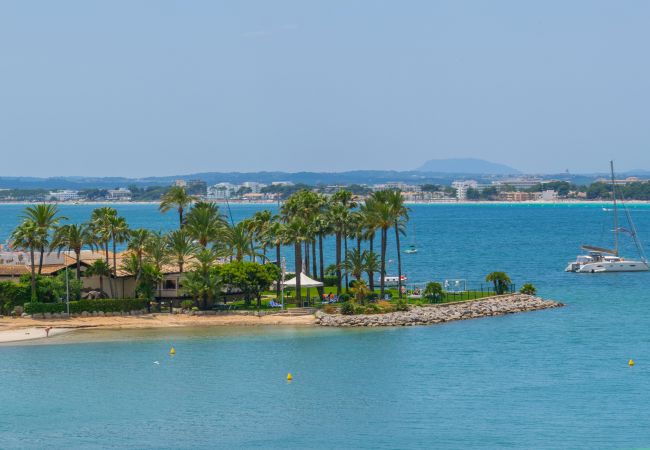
[566,161,649,273]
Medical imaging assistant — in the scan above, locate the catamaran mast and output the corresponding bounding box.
[610,160,619,255]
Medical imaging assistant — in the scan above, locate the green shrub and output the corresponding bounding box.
[24,299,148,315]
[340,302,355,315]
[323,276,338,287]
[520,283,537,295]
[338,293,351,302]
[364,303,381,314]
[366,292,379,302]
[394,299,409,311]
[377,300,394,313]
[180,300,194,310]
[423,282,443,303]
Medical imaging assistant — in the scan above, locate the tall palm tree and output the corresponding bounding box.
[386,190,409,298]
[186,248,221,309]
[159,185,197,228]
[90,207,118,295]
[166,229,197,273]
[145,232,172,299]
[21,204,66,274]
[108,215,130,297]
[184,202,227,248]
[264,220,285,298]
[366,191,394,299]
[51,223,93,279]
[284,218,308,304]
[127,228,151,283]
[250,210,274,262]
[360,201,380,291]
[363,250,380,291]
[10,221,43,299]
[328,203,348,295]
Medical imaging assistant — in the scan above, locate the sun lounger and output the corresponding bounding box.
[269,300,282,308]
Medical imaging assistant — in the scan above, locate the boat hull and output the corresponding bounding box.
[566,261,649,273]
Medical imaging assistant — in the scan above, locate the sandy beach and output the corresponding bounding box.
[0,313,316,343]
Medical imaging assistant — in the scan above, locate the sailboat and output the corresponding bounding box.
[404,224,418,254]
[566,161,649,273]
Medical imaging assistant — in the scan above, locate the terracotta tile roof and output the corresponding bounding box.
[0,265,31,276]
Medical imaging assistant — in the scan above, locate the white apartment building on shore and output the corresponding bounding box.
[48,190,81,202]
[451,180,478,200]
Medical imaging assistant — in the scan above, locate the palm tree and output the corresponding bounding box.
[159,185,197,228]
[328,203,349,294]
[145,232,172,299]
[108,215,130,296]
[331,190,357,290]
[264,220,286,299]
[486,272,512,295]
[186,248,221,309]
[340,248,367,282]
[284,218,308,304]
[84,259,111,296]
[90,207,118,295]
[127,228,151,283]
[184,202,227,248]
[365,191,394,299]
[225,221,258,262]
[386,190,409,298]
[363,250,380,291]
[360,201,380,290]
[51,223,93,279]
[10,221,43,299]
[21,204,66,274]
[250,210,274,262]
[166,229,197,273]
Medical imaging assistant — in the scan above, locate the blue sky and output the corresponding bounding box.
[1,1,649,176]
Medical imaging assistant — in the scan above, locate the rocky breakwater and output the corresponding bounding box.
[315,294,564,327]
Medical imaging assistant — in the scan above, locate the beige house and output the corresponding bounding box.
[0,250,187,300]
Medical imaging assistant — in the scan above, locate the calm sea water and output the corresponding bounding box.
[2,203,650,449]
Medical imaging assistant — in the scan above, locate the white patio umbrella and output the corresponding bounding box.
[282,272,323,288]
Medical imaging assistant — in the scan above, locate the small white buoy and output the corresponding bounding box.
[153,361,160,365]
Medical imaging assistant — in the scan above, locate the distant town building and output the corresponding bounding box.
[107,188,132,201]
[187,179,207,196]
[207,183,237,200]
[372,182,420,192]
[271,181,294,187]
[491,177,544,191]
[174,179,187,187]
[498,191,542,202]
[243,182,267,193]
[48,190,81,202]
[541,190,558,201]
[451,180,478,200]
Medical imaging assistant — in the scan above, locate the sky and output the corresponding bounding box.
[1,1,649,177]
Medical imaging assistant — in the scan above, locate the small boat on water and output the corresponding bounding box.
[404,224,418,254]
[566,161,649,273]
[380,275,407,286]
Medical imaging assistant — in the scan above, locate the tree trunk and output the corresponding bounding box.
[38,245,44,275]
[312,240,321,297]
[111,238,118,298]
[179,260,184,273]
[275,244,281,299]
[335,232,342,295]
[357,237,361,253]
[343,232,349,290]
[304,241,309,275]
[105,242,114,298]
[75,251,81,280]
[318,234,324,284]
[294,242,302,306]
[99,275,104,294]
[368,232,375,292]
[179,206,184,229]
[395,222,403,299]
[380,228,387,299]
[30,247,36,300]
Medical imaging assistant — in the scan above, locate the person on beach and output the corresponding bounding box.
[45,327,52,338]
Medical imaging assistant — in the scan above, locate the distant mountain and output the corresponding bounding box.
[416,158,520,175]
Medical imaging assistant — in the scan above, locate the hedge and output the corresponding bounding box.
[24,299,149,315]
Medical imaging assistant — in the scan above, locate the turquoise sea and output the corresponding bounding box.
[2,203,650,449]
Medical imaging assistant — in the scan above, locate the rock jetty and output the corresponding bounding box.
[315,294,563,327]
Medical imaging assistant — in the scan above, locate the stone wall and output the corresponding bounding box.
[315,294,563,327]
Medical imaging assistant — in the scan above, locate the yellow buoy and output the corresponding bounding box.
[287,373,293,381]
[629,359,634,367]
[170,347,176,355]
